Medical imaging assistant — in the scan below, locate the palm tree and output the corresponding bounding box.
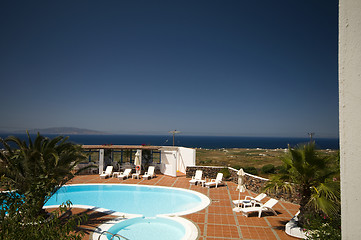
[0,132,87,216]
[264,142,340,226]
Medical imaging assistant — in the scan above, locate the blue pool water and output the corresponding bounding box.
[107,217,185,240]
[45,184,205,217]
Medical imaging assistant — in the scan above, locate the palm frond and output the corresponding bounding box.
[263,142,340,225]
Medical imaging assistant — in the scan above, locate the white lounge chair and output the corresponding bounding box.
[204,173,223,188]
[238,198,278,217]
[142,166,155,179]
[117,168,132,180]
[232,193,267,207]
[189,170,203,185]
[100,166,113,179]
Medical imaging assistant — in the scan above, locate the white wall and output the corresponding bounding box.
[160,150,177,177]
[339,0,361,238]
[177,147,196,173]
[159,147,196,177]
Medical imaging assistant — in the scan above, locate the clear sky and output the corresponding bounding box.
[0,0,339,138]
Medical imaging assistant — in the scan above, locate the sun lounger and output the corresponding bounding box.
[189,170,203,185]
[232,193,267,207]
[142,166,155,179]
[117,168,132,180]
[100,166,113,179]
[204,173,223,188]
[236,198,278,217]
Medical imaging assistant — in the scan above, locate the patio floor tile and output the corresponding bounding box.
[61,174,300,240]
[206,224,240,238]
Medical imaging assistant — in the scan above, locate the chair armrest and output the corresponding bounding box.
[251,199,262,207]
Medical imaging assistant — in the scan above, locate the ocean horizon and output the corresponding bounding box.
[0,134,339,150]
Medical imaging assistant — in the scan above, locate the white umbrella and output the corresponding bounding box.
[237,168,246,192]
[134,150,141,173]
[233,168,246,212]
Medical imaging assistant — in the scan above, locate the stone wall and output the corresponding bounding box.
[186,166,300,204]
[186,166,226,179]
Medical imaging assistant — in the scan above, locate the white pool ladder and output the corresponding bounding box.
[98,230,130,240]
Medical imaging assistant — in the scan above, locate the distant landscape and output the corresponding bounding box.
[196,148,339,178]
[0,128,339,150]
[0,127,339,178]
[0,127,106,135]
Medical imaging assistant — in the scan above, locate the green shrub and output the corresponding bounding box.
[231,165,241,170]
[304,211,341,240]
[261,164,275,174]
[243,166,258,175]
[0,133,87,216]
[275,165,287,173]
[0,191,87,240]
[219,168,231,179]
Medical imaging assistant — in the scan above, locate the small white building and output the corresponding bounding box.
[159,146,196,177]
[81,145,196,177]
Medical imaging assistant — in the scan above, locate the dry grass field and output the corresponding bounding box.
[195,147,339,178]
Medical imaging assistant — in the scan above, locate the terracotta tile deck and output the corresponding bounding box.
[64,174,300,240]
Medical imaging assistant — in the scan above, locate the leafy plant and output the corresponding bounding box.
[0,190,87,240]
[243,166,258,175]
[219,168,231,179]
[231,165,241,170]
[261,164,275,174]
[264,142,340,226]
[0,132,87,216]
[304,211,341,240]
[275,165,287,174]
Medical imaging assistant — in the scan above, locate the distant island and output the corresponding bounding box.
[2,127,106,135]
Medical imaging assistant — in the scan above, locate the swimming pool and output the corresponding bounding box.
[45,184,210,217]
[45,184,209,239]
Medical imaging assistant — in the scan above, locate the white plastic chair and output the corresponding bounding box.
[204,173,223,188]
[100,166,113,179]
[232,193,267,207]
[189,170,203,185]
[142,166,155,179]
[117,168,132,180]
[239,198,278,217]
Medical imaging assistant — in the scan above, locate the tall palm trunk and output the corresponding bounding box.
[298,183,312,226]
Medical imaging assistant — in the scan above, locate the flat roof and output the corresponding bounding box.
[82,145,162,150]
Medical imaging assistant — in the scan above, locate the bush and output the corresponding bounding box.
[243,166,258,175]
[304,211,341,240]
[0,133,88,240]
[0,191,87,240]
[0,133,87,216]
[261,164,275,174]
[231,165,241,170]
[275,165,287,173]
[219,168,231,179]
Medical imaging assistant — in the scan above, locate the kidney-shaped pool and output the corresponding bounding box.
[45,184,210,217]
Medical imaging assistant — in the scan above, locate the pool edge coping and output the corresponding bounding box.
[44,183,211,217]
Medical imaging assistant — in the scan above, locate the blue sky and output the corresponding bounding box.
[0,0,338,138]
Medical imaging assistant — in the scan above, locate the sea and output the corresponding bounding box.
[0,134,339,150]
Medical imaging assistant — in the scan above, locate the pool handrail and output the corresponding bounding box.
[98,230,129,240]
